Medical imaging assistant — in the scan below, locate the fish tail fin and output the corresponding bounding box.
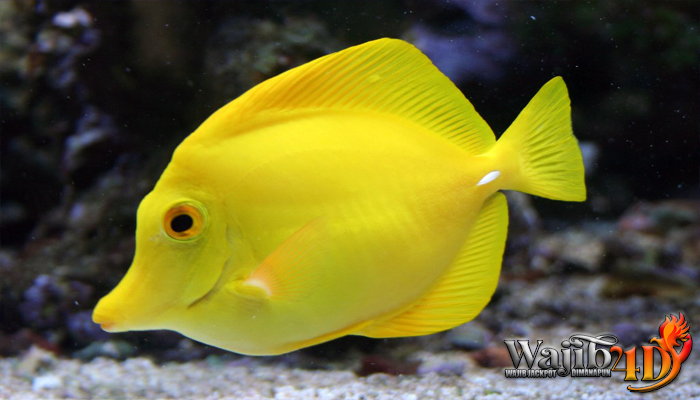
[491,77,586,201]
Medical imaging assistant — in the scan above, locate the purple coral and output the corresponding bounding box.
[20,275,64,329]
[411,25,513,84]
[20,275,94,334]
[67,310,109,344]
[407,0,515,84]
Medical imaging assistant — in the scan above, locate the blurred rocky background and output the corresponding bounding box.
[1,0,698,368]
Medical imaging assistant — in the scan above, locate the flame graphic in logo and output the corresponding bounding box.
[628,313,693,392]
[656,313,692,363]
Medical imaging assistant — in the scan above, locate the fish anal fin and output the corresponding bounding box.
[199,38,495,155]
[270,319,374,355]
[241,219,327,303]
[356,193,508,338]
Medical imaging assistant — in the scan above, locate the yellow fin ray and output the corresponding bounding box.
[495,77,586,201]
[356,193,508,338]
[201,38,495,155]
[242,219,327,302]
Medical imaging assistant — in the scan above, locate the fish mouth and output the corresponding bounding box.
[188,258,233,309]
[92,307,128,333]
[98,322,117,332]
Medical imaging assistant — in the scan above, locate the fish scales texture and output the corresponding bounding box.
[93,38,586,355]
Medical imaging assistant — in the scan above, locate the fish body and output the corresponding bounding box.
[93,39,585,355]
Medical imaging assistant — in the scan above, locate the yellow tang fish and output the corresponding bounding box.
[93,38,585,355]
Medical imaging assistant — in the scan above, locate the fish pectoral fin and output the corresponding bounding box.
[356,193,508,338]
[240,218,327,302]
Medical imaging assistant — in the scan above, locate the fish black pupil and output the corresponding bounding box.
[171,214,193,233]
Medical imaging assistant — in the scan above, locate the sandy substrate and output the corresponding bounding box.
[1,348,698,400]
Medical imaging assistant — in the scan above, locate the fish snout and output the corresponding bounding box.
[92,303,128,333]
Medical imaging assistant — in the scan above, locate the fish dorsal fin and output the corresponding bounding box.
[356,193,508,338]
[239,219,327,303]
[199,38,495,155]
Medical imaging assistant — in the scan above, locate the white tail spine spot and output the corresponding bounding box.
[477,170,501,186]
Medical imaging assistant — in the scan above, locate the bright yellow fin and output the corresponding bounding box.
[356,193,508,338]
[241,219,327,302]
[201,38,495,155]
[493,77,586,201]
[271,319,374,355]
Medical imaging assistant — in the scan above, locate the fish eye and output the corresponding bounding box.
[164,203,206,240]
[171,214,193,232]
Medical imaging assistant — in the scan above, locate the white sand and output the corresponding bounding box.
[1,348,698,400]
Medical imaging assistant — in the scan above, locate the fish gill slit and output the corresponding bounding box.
[187,257,234,309]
